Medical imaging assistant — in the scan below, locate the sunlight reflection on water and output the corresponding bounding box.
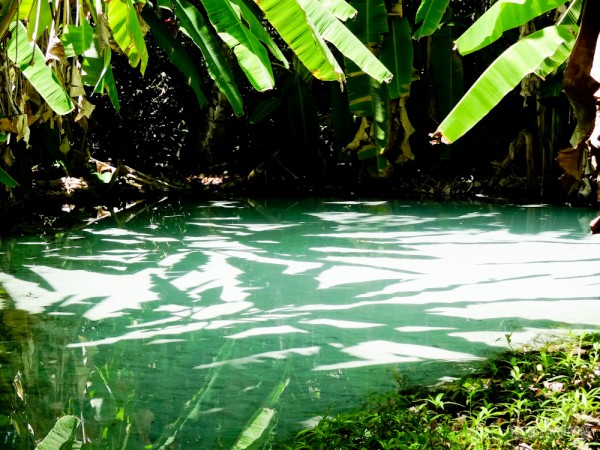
[1,199,599,447]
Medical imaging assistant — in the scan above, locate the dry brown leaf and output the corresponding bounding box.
[556,146,582,179]
[2,147,15,166]
[75,96,95,121]
[45,29,68,65]
[97,14,112,52]
[0,118,17,133]
[70,65,86,97]
[16,114,30,144]
[397,96,415,164]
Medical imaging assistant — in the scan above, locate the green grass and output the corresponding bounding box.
[283,333,600,449]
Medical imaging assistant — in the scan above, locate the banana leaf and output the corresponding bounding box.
[107,0,149,73]
[347,0,388,44]
[141,8,207,108]
[7,21,74,115]
[380,16,413,99]
[297,0,392,83]
[232,378,290,450]
[202,0,275,91]
[435,24,576,144]
[344,0,390,156]
[230,0,289,68]
[413,0,450,39]
[252,0,344,82]
[430,17,463,119]
[81,39,120,111]
[35,415,81,450]
[62,20,95,57]
[322,0,357,21]
[168,0,244,116]
[557,0,583,26]
[248,98,282,124]
[0,167,18,188]
[24,0,52,41]
[455,0,567,56]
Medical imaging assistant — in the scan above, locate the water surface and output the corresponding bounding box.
[1,199,599,448]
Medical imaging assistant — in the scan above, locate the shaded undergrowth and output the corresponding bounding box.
[284,333,600,450]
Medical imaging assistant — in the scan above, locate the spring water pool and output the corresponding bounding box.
[1,198,599,448]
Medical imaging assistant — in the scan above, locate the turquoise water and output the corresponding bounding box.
[1,199,600,448]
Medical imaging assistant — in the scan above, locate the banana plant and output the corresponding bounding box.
[431,0,581,144]
[0,0,397,188]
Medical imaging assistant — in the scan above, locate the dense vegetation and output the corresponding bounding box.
[0,0,598,228]
[284,332,600,449]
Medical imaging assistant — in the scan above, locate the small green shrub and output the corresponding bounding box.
[284,333,600,450]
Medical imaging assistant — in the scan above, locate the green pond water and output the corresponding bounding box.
[1,198,600,448]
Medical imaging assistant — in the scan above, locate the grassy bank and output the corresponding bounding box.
[284,333,600,449]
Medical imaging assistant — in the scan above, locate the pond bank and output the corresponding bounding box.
[283,332,600,449]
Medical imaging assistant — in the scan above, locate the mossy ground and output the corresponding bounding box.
[284,333,600,449]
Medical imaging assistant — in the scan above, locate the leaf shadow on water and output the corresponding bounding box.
[0,199,599,448]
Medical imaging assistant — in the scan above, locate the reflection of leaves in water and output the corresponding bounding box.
[35,415,81,450]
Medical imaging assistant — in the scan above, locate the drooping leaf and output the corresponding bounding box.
[248,98,282,124]
[107,0,149,73]
[202,0,275,91]
[35,415,81,450]
[346,0,388,44]
[430,17,464,119]
[322,0,357,21]
[7,21,74,115]
[233,408,275,450]
[229,0,289,68]
[435,24,576,144]
[232,378,289,450]
[344,0,390,156]
[81,39,120,111]
[169,0,244,115]
[251,0,344,82]
[62,20,95,57]
[346,60,389,153]
[380,16,413,99]
[141,7,207,108]
[0,167,18,188]
[455,0,567,56]
[26,0,52,41]
[557,0,583,27]
[297,0,392,83]
[413,0,450,39]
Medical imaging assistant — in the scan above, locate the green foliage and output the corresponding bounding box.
[7,21,74,115]
[436,25,576,144]
[455,0,568,56]
[61,21,95,57]
[107,0,149,73]
[168,0,244,116]
[434,0,579,144]
[81,39,121,111]
[141,7,208,108]
[413,0,450,39]
[0,167,18,188]
[253,0,344,82]
[284,333,600,449]
[380,16,413,100]
[202,0,275,91]
[298,0,392,83]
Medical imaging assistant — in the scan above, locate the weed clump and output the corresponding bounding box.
[285,333,600,449]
